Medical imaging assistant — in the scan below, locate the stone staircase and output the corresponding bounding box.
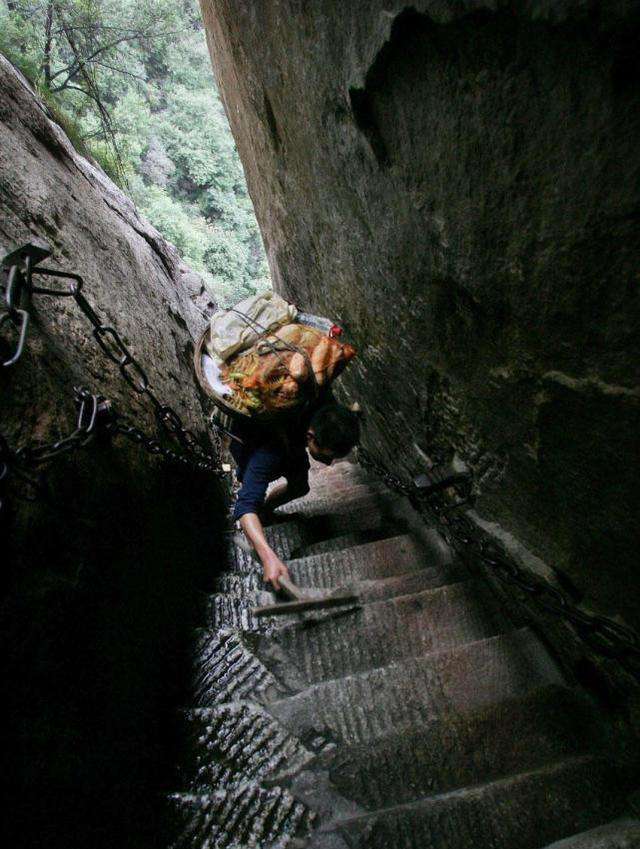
[170,459,640,849]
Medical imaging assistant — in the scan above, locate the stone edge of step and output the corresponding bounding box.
[266,625,564,707]
[307,753,618,838]
[539,817,640,849]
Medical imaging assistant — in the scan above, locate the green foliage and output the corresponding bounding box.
[0,5,43,84]
[0,0,270,306]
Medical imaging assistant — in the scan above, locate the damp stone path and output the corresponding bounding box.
[170,458,639,849]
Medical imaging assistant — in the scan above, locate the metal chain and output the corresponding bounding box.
[1,242,224,475]
[1,382,227,513]
[1,387,108,511]
[356,445,640,679]
[13,387,105,466]
[355,445,415,498]
[111,418,222,474]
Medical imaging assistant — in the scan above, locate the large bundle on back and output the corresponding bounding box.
[195,291,357,423]
[220,323,356,416]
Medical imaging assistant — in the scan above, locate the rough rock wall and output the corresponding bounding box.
[0,56,226,849]
[199,1,640,629]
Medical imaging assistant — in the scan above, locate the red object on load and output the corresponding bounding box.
[329,324,343,338]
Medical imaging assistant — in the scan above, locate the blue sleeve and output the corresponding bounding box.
[232,445,282,521]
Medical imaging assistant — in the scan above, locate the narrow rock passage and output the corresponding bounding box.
[170,460,638,849]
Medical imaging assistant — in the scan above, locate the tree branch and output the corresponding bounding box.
[47,27,192,83]
[52,3,129,185]
[93,59,147,83]
[42,2,54,87]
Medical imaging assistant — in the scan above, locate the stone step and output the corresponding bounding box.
[353,567,471,602]
[275,488,408,520]
[181,702,313,788]
[310,684,607,809]
[225,521,306,573]
[540,818,640,848]
[226,517,406,574]
[287,534,454,585]
[215,532,462,597]
[207,592,262,631]
[255,579,510,684]
[309,468,383,487]
[268,628,564,746]
[214,560,468,604]
[291,509,400,546]
[271,492,452,568]
[206,566,470,632]
[301,529,398,557]
[218,532,426,591]
[206,566,472,632]
[193,629,288,706]
[170,771,314,849]
[306,755,626,849]
[206,565,471,634]
[308,459,375,486]
[215,572,273,596]
[283,480,388,509]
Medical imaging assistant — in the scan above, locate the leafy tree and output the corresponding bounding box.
[0,0,271,306]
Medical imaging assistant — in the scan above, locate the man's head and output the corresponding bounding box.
[306,402,362,465]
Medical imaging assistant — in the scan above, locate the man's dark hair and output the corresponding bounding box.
[309,402,361,457]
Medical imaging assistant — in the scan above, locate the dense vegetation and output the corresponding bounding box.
[0,0,271,306]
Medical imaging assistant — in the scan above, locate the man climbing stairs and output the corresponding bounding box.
[170,459,640,848]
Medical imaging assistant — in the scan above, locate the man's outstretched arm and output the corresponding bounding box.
[239,512,290,590]
[233,446,309,590]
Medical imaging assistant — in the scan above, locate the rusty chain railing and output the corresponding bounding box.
[356,444,640,682]
[1,241,229,514]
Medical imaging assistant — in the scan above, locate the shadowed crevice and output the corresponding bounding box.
[264,90,282,153]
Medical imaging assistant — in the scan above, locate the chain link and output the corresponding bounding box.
[1,382,227,510]
[1,387,104,510]
[1,260,31,366]
[1,243,225,482]
[357,444,640,679]
[355,445,415,498]
[112,420,222,474]
[14,387,102,466]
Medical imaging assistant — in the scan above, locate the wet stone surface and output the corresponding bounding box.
[171,461,638,848]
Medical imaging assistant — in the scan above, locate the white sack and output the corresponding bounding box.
[207,291,297,362]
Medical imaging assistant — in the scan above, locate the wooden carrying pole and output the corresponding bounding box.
[252,575,359,617]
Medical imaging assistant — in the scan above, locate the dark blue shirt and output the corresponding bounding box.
[229,389,333,521]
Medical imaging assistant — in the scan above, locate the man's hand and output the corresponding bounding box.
[262,551,290,591]
[238,512,291,591]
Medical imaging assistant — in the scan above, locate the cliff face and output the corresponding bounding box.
[199,1,640,628]
[0,55,226,848]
